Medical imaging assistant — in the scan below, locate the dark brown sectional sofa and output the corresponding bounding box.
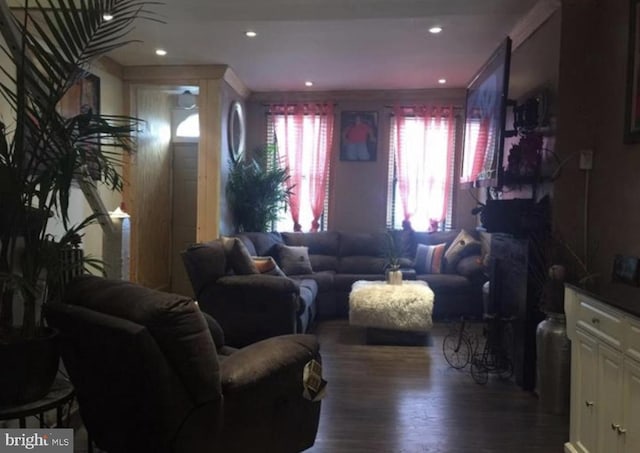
[183,229,487,347]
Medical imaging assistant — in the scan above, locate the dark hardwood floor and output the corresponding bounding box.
[71,320,568,452]
[307,320,568,453]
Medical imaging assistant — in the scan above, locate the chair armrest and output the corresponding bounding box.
[221,334,320,395]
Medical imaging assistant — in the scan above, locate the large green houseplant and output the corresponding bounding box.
[226,145,294,232]
[0,0,158,405]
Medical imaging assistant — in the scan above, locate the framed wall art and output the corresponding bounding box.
[339,111,378,161]
[57,72,101,178]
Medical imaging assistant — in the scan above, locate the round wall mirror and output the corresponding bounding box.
[228,101,246,163]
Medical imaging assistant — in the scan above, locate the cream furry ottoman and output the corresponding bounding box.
[348,280,434,333]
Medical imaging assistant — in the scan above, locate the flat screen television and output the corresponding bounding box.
[459,37,512,189]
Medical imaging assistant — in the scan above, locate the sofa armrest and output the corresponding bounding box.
[216,274,300,293]
[198,275,303,347]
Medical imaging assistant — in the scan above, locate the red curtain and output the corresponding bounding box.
[393,105,455,230]
[271,103,334,232]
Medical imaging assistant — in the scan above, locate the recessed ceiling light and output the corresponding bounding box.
[429,26,443,34]
[305,81,313,87]
[155,49,167,56]
[245,30,257,38]
[103,14,114,21]
[438,78,447,84]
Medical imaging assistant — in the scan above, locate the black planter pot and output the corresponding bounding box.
[0,328,60,406]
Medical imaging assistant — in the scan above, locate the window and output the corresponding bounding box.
[172,110,199,143]
[387,106,456,231]
[267,104,334,232]
[175,113,199,138]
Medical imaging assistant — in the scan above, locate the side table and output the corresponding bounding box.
[0,377,75,429]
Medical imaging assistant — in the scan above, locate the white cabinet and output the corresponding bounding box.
[565,288,640,453]
[621,359,640,452]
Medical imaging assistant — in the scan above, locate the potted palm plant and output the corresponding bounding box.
[0,0,158,405]
[226,144,294,233]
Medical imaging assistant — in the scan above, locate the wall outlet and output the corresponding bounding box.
[579,149,593,170]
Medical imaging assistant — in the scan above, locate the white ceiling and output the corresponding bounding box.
[104,0,539,92]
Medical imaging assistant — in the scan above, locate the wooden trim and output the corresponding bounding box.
[509,0,561,51]
[122,65,228,83]
[93,56,123,79]
[250,88,465,104]
[196,78,222,242]
[122,81,138,282]
[223,67,250,98]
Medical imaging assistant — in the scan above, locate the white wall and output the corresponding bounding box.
[0,35,126,267]
[81,60,126,266]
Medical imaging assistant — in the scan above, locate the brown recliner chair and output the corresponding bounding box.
[45,276,322,453]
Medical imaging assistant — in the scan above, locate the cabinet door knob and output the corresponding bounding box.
[585,401,594,407]
[591,317,600,325]
[612,423,621,431]
[617,426,627,435]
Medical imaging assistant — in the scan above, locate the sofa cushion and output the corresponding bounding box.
[298,279,318,313]
[233,235,257,256]
[418,273,472,294]
[227,238,259,275]
[282,231,340,255]
[309,255,339,272]
[456,255,485,279]
[276,244,314,275]
[414,243,446,274]
[289,270,335,293]
[338,232,386,257]
[337,256,387,274]
[444,229,482,273]
[237,232,283,256]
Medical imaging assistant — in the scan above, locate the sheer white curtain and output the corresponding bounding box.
[390,105,455,231]
[270,103,334,232]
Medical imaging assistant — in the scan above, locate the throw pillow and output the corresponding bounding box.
[276,244,314,275]
[252,256,287,277]
[226,237,259,275]
[443,230,482,273]
[414,243,446,274]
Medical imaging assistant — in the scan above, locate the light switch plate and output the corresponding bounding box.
[579,149,593,170]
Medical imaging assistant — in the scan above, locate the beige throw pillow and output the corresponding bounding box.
[252,256,287,277]
[444,230,481,273]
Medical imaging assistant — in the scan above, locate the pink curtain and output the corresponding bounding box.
[271,103,334,232]
[471,116,490,182]
[393,105,455,230]
[308,104,334,231]
[272,104,303,231]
